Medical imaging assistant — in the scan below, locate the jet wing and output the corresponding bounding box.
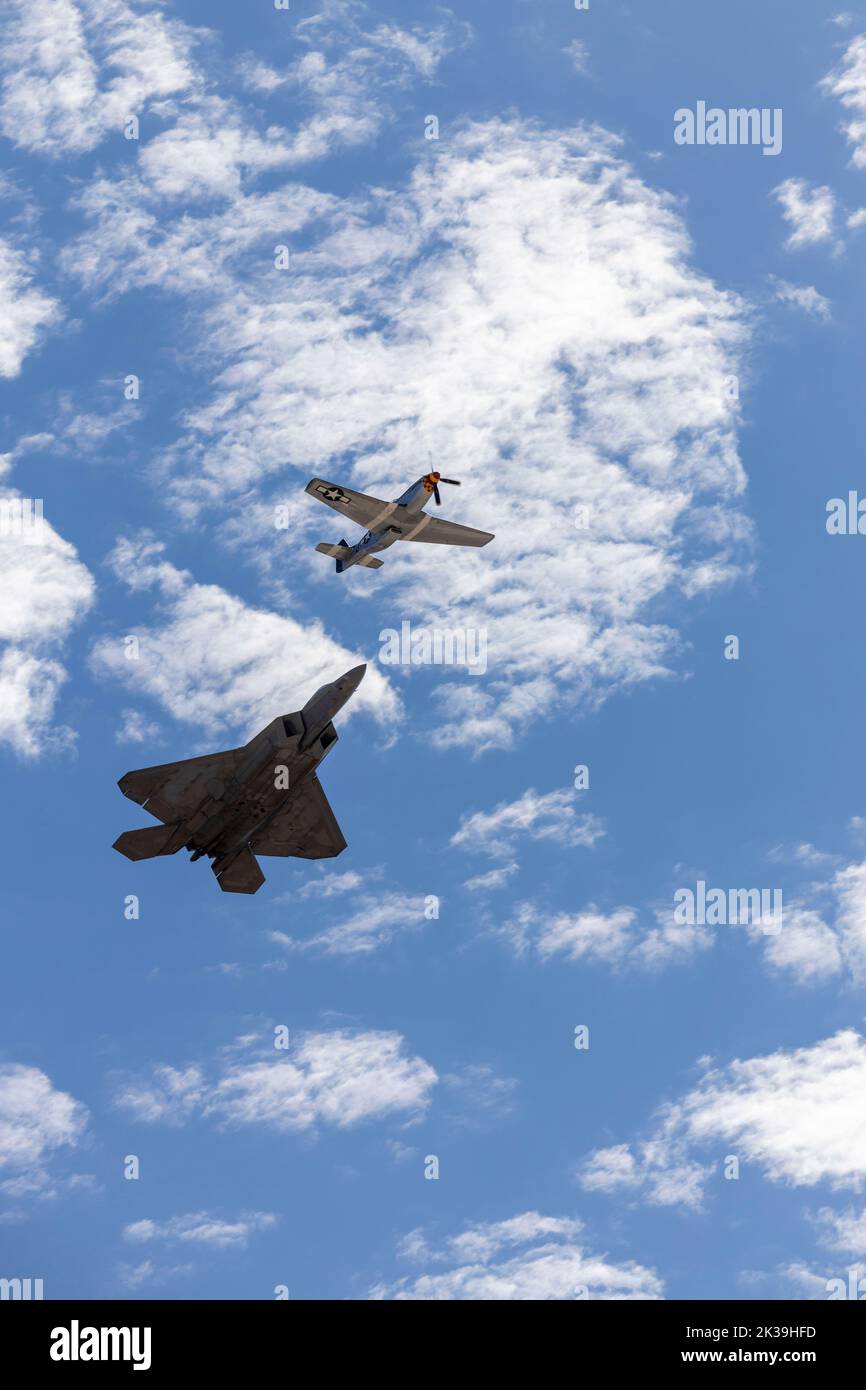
[118,749,242,825]
[393,515,494,547]
[305,478,394,530]
[251,775,346,859]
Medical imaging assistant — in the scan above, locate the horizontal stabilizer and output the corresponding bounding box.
[113,824,186,861]
[213,848,265,894]
[356,555,384,569]
[315,542,350,559]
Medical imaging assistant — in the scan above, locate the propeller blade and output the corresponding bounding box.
[433,485,441,505]
[438,478,461,486]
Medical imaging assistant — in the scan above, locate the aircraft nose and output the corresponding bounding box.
[341,663,367,690]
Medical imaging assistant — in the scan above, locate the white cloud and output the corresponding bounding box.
[214,7,469,181]
[270,891,430,956]
[822,33,866,167]
[814,1204,866,1255]
[114,1030,437,1135]
[0,503,95,755]
[441,1065,519,1127]
[463,862,518,892]
[577,1142,709,1210]
[770,278,831,320]
[124,1210,278,1249]
[767,841,839,868]
[370,1211,663,1300]
[495,900,712,970]
[451,788,604,858]
[115,708,161,744]
[761,905,843,983]
[0,0,200,156]
[563,39,589,74]
[89,535,399,742]
[297,870,365,899]
[0,240,60,377]
[535,906,639,963]
[773,178,837,249]
[755,855,866,986]
[581,1029,866,1211]
[0,1065,88,1195]
[66,116,752,751]
[116,1259,195,1291]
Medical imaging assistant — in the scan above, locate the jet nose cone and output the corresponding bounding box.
[342,663,367,689]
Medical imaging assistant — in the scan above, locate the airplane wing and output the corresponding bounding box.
[118,749,243,825]
[392,515,494,547]
[251,775,346,859]
[305,478,394,530]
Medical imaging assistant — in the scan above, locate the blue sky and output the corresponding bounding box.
[2,0,866,1300]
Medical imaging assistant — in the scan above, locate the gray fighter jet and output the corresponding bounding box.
[112,665,366,894]
[306,470,494,572]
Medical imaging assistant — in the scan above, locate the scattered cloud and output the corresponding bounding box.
[115,708,161,744]
[0,1065,88,1197]
[0,0,200,156]
[124,1209,278,1249]
[296,870,366,899]
[563,39,589,75]
[89,535,399,742]
[65,115,752,751]
[0,240,61,377]
[769,277,831,320]
[773,178,837,249]
[577,1141,710,1210]
[579,1028,866,1212]
[495,900,712,970]
[451,788,604,858]
[821,33,866,167]
[767,841,840,869]
[116,1259,195,1291]
[757,855,866,986]
[370,1211,663,1300]
[463,862,519,892]
[113,1029,438,1135]
[269,891,431,956]
[441,1064,519,1128]
[0,507,95,755]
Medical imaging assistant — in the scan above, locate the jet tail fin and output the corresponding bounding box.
[213,847,265,894]
[113,824,186,861]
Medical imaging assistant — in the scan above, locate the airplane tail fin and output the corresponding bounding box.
[113,824,186,861]
[315,542,383,573]
[212,847,265,894]
[315,541,351,568]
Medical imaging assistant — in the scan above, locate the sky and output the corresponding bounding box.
[2,0,866,1302]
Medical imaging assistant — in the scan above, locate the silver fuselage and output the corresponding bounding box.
[337,476,435,572]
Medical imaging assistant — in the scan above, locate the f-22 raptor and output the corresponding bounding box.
[306,470,494,572]
[113,665,366,894]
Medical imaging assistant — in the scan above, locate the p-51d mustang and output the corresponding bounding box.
[306,470,494,572]
[112,665,366,894]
